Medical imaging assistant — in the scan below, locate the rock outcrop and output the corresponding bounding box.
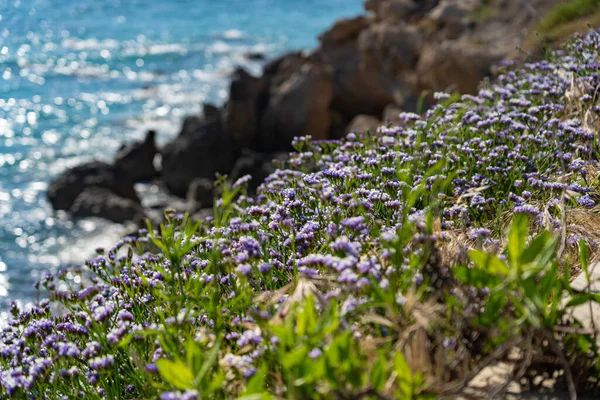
[47,161,140,211]
[160,110,236,197]
[259,64,334,151]
[114,130,158,182]
[69,187,145,224]
[48,0,569,224]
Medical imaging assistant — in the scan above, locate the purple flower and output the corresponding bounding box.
[236,264,252,276]
[308,348,323,359]
[89,355,115,370]
[578,195,595,208]
[340,216,366,231]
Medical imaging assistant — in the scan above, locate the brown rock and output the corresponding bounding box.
[262,51,308,90]
[358,23,422,73]
[69,187,145,224]
[221,68,265,150]
[416,39,503,95]
[319,16,370,45]
[427,0,476,25]
[378,0,417,22]
[114,130,158,182]
[47,161,140,211]
[382,104,403,125]
[345,115,381,134]
[259,64,334,151]
[317,38,395,118]
[161,115,235,197]
[186,178,215,207]
[365,0,385,12]
[230,149,289,193]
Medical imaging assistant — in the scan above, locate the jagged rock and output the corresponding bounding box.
[48,161,140,211]
[416,39,503,94]
[221,68,265,150]
[262,51,309,90]
[317,33,395,118]
[186,178,215,207]
[230,150,288,193]
[244,51,265,61]
[69,187,145,224]
[364,0,385,13]
[114,130,157,182]
[382,104,403,125]
[202,103,220,120]
[377,0,417,22]
[358,23,422,73]
[318,16,370,45]
[346,115,381,134]
[179,105,221,138]
[259,64,334,151]
[427,0,476,25]
[161,115,235,197]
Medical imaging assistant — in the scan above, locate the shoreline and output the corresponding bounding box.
[45,0,568,229]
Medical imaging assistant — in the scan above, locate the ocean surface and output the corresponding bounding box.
[0,0,363,315]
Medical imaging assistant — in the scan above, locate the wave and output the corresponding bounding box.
[61,38,120,51]
[220,29,246,40]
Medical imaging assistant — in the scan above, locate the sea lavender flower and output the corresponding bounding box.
[308,348,323,359]
[89,355,115,371]
[578,194,595,208]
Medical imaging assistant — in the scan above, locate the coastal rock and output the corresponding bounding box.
[202,103,220,120]
[161,114,235,197]
[186,178,215,207]
[427,0,476,25]
[69,187,145,224]
[47,161,140,211]
[230,150,288,193]
[259,64,334,151]
[358,23,422,73]
[318,16,370,45]
[262,51,308,89]
[365,0,385,13]
[221,68,265,150]
[244,51,265,61]
[416,39,503,94]
[318,33,395,118]
[346,114,381,134]
[114,130,158,182]
[377,0,417,22]
[382,104,403,125]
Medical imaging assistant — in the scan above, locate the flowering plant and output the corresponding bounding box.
[2,30,600,399]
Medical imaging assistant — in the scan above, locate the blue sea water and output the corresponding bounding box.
[0,0,363,314]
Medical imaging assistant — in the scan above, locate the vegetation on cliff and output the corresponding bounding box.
[2,29,600,399]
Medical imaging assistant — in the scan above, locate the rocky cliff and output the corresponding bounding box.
[47,0,572,225]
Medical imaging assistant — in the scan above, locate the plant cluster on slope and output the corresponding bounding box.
[2,30,600,399]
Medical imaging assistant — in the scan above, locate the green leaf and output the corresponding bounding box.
[394,351,413,398]
[579,239,590,283]
[156,359,195,390]
[453,266,501,289]
[281,346,308,370]
[469,250,510,276]
[520,231,551,264]
[243,363,268,395]
[477,292,507,327]
[508,214,529,268]
[297,295,316,337]
[370,353,387,392]
[196,340,220,383]
[566,293,600,308]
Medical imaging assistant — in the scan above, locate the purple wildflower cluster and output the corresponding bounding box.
[1,30,600,398]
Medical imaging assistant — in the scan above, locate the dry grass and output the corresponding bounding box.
[524,12,600,53]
